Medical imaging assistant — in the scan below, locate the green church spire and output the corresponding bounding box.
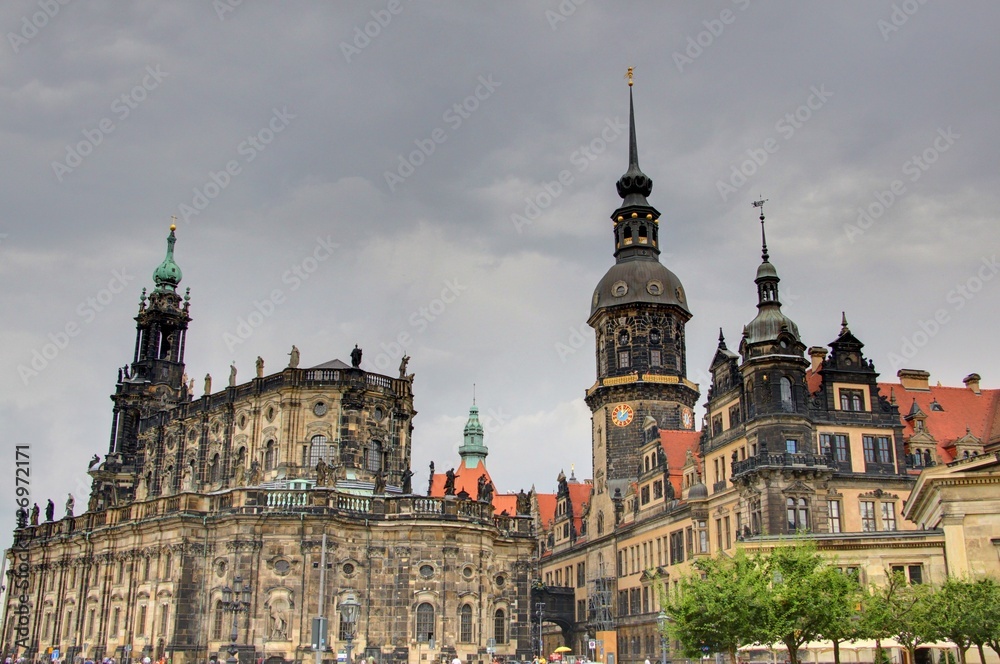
[152,222,182,293]
[459,403,488,468]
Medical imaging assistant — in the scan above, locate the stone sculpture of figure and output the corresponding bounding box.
[557,470,569,496]
[30,503,40,526]
[117,368,123,383]
[248,460,262,486]
[229,363,237,387]
[288,345,300,368]
[350,345,362,368]
[315,459,329,486]
[477,473,487,499]
[16,509,27,529]
[189,377,196,396]
[136,475,148,501]
[373,470,386,495]
[398,354,410,378]
[234,460,247,487]
[89,454,100,468]
[516,490,530,515]
[182,465,194,491]
[123,365,131,379]
[401,469,414,494]
[45,499,55,522]
[270,604,288,639]
[162,467,174,495]
[427,461,435,496]
[256,356,264,378]
[664,477,675,500]
[444,468,456,496]
[204,373,212,395]
[479,479,494,504]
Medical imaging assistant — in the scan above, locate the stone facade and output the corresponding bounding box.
[2,228,535,664]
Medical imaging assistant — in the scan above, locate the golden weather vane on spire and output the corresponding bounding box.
[170,215,178,231]
[625,66,634,87]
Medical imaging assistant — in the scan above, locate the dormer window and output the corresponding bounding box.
[915,420,924,432]
[930,400,944,411]
[840,389,864,411]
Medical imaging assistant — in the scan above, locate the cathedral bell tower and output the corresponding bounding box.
[91,224,191,509]
[585,73,700,521]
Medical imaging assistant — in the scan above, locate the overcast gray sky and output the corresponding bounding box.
[3,2,999,540]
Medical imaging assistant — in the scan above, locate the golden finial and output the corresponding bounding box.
[170,215,177,232]
[625,66,634,87]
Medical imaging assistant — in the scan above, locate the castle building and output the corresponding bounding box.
[534,85,1000,664]
[3,228,536,664]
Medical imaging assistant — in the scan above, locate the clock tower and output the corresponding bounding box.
[584,79,700,527]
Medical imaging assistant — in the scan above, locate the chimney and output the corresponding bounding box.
[963,373,982,395]
[808,346,827,373]
[897,369,930,391]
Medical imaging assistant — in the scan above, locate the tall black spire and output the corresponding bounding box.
[616,77,653,207]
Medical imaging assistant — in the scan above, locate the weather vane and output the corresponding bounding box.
[625,66,634,87]
[753,197,769,261]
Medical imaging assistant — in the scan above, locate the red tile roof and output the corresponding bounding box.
[659,429,702,495]
[536,491,557,528]
[428,461,495,500]
[879,381,1000,462]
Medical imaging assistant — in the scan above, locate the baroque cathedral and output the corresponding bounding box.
[6,79,1000,664]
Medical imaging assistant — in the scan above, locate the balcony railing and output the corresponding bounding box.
[733,452,832,477]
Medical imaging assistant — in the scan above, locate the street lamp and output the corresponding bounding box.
[339,592,361,664]
[222,576,252,664]
[656,611,670,664]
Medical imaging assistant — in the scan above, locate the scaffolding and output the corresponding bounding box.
[588,560,615,632]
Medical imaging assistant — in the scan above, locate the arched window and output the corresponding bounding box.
[209,454,220,483]
[415,602,434,642]
[264,439,276,471]
[164,552,171,577]
[596,511,605,535]
[212,601,224,640]
[309,435,332,466]
[459,604,473,643]
[367,440,382,472]
[494,608,507,644]
[780,377,792,407]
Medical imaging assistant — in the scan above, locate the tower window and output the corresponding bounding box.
[618,329,630,345]
[367,440,383,472]
[309,435,333,466]
[650,349,661,367]
[618,350,630,369]
[649,329,661,344]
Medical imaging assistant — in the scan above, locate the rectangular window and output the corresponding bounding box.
[577,599,587,622]
[881,502,897,531]
[652,479,663,499]
[712,415,723,436]
[716,519,722,552]
[876,436,893,463]
[137,605,147,636]
[669,531,685,564]
[860,500,877,532]
[640,485,650,505]
[111,607,120,636]
[908,564,923,585]
[834,434,849,462]
[827,499,842,533]
[650,349,661,367]
[863,436,876,463]
[577,562,586,588]
[785,439,799,454]
[618,350,630,369]
[685,528,693,558]
[724,516,731,549]
[820,433,832,456]
[698,525,709,553]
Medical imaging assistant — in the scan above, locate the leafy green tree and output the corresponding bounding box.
[811,566,864,664]
[759,542,855,664]
[960,577,1000,664]
[932,577,984,664]
[664,549,771,664]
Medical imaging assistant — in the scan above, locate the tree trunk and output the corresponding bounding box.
[976,645,986,664]
[957,646,967,664]
[832,640,840,664]
[729,646,738,664]
[875,638,882,664]
[785,640,798,664]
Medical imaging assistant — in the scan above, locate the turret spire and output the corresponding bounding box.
[153,222,183,293]
[753,198,769,263]
[616,69,653,205]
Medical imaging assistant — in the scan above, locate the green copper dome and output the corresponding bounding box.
[459,404,488,468]
[153,225,182,292]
